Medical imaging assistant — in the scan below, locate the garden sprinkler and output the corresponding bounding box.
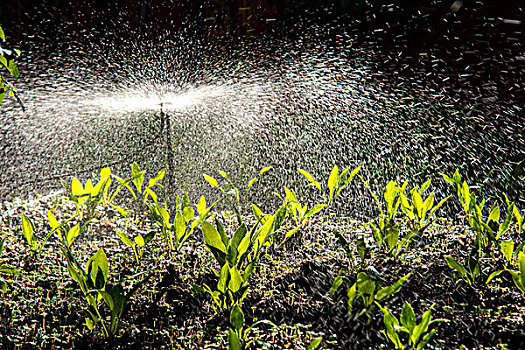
[159,102,174,198]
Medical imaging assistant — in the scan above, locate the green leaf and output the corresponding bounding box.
[228,328,242,350]
[230,303,245,332]
[89,248,109,288]
[134,235,145,247]
[202,226,227,268]
[486,270,504,284]
[519,251,525,288]
[148,170,165,188]
[307,337,323,349]
[377,303,403,349]
[98,290,114,310]
[174,211,186,243]
[305,204,326,219]
[401,301,416,333]
[497,204,514,240]
[0,279,6,293]
[72,177,84,197]
[445,256,468,279]
[501,239,514,262]
[297,168,322,192]
[330,276,344,297]
[218,263,230,293]
[228,224,247,266]
[488,201,500,224]
[411,305,434,345]
[0,26,5,41]
[328,165,339,203]
[21,213,37,248]
[47,210,59,230]
[131,162,144,193]
[228,266,243,293]
[376,273,410,301]
[204,174,219,188]
[66,224,80,247]
[183,206,195,223]
[197,195,206,215]
[116,230,134,247]
[416,329,437,350]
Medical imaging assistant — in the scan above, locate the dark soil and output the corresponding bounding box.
[1,193,524,349]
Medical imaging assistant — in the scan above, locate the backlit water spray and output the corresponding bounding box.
[1,33,523,216]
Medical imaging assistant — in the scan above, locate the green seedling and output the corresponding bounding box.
[0,236,20,292]
[330,271,411,320]
[512,205,524,236]
[21,212,82,256]
[60,246,150,337]
[204,167,272,225]
[277,187,326,246]
[0,25,23,109]
[298,165,361,206]
[507,251,525,295]
[202,202,288,312]
[227,303,276,350]
[400,179,449,236]
[115,227,155,265]
[148,194,217,253]
[441,170,514,249]
[361,178,412,257]
[377,302,448,350]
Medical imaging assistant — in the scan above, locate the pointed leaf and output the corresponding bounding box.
[401,301,416,333]
[328,165,339,203]
[230,303,245,332]
[203,174,219,188]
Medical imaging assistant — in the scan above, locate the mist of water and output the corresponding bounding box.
[1,29,523,217]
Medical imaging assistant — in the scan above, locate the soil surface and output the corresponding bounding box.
[1,192,524,349]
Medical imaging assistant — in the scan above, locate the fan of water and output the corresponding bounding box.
[1,31,523,216]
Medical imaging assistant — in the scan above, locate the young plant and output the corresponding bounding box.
[400,179,449,237]
[298,165,361,206]
[0,25,24,109]
[441,170,514,249]
[21,212,80,257]
[60,246,150,337]
[115,227,155,265]
[361,178,410,257]
[202,202,288,313]
[330,271,411,321]
[277,187,326,246]
[0,236,20,292]
[204,167,272,225]
[60,173,108,222]
[279,165,360,245]
[507,251,525,295]
[227,303,276,350]
[377,302,447,350]
[148,194,216,253]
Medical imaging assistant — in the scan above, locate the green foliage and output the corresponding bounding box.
[361,178,413,257]
[0,25,23,109]
[378,302,447,350]
[0,236,20,292]
[148,193,216,253]
[202,201,288,312]
[507,251,525,295]
[280,165,360,245]
[441,170,514,249]
[204,167,272,224]
[400,179,449,237]
[442,170,517,287]
[21,212,80,257]
[298,165,361,206]
[60,246,150,337]
[115,227,155,265]
[330,271,411,320]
